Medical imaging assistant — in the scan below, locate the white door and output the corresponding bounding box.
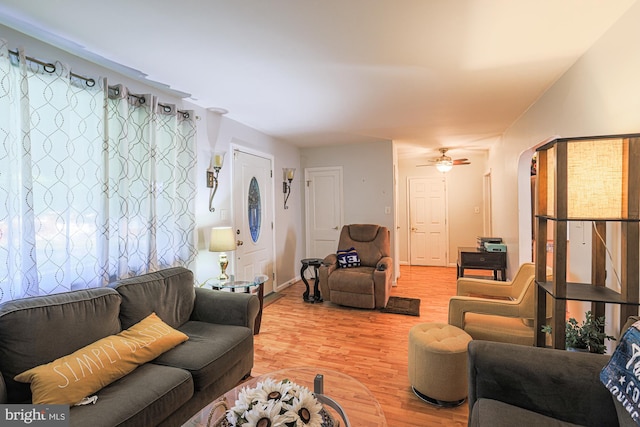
[409,177,447,266]
[233,150,275,294]
[305,167,343,258]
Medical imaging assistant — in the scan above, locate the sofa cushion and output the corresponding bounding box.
[15,313,189,405]
[328,267,376,294]
[0,288,122,403]
[471,399,583,427]
[152,321,253,391]
[463,313,534,346]
[69,363,193,427]
[110,267,195,329]
[327,267,377,307]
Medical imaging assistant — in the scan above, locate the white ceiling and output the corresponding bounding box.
[0,0,636,157]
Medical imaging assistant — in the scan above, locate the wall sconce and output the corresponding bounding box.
[207,151,225,212]
[209,226,237,280]
[282,168,296,209]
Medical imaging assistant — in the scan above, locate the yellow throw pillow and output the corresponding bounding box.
[14,312,188,405]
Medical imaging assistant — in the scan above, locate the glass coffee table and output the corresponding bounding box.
[183,367,387,426]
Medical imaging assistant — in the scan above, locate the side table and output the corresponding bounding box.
[300,258,323,303]
[457,247,506,281]
[206,277,266,334]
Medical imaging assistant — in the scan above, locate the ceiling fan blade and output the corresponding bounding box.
[452,159,470,165]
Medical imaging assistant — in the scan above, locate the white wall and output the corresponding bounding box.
[312,144,488,273]
[299,140,395,267]
[490,2,640,334]
[398,151,487,267]
[189,109,304,288]
[492,2,640,271]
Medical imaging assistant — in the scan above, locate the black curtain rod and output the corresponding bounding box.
[8,49,190,118]
[9,48,96,87]
[109,86,190,118]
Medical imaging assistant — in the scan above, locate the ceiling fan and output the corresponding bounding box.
[417,148,471,172]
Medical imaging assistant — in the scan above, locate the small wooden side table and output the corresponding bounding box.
[457,246,507,281]
[207,277,266,334]
[300,258,324,303]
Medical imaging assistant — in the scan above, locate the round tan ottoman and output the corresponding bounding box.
[408,322,472,407]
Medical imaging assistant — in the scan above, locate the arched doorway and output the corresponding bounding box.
[516,136,558,266]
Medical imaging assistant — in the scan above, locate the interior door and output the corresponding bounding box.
[233,150,275,294]
[409,177,447,266]
[305,167,343,258]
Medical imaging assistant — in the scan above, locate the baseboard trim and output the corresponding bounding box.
[275,277,298,292]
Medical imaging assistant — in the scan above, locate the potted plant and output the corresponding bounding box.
[541,311,615,353]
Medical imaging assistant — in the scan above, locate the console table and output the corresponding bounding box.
[457,247,507,281]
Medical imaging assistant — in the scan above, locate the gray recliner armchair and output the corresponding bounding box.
[318,224,393,309]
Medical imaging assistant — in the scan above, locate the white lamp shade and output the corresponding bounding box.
[568,139,624,218]
[209,227,236,252]
[544,138,628,219]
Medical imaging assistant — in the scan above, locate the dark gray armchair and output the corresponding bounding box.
[468,340,617,426]
[467,314,640,427]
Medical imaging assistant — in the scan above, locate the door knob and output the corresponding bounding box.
[333,226,339,230]
[236,240,244,246]
[411,227,417,231]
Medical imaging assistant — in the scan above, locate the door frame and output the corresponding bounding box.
[483,171,492,236]
[406,176,449,266]
[230,141,277,289]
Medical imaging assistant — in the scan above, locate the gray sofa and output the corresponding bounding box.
[467,340,621,427]
[0,267,259,427]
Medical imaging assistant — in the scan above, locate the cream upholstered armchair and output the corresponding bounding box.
[318,224,393,309]
[448,263,542,346]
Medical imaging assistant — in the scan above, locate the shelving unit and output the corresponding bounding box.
[533,135,640,349]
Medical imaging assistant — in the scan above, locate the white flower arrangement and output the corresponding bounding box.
[225,378,325,427]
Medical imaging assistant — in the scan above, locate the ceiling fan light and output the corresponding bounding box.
[436,162,453,173]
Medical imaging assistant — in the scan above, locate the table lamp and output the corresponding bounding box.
[209,227,237,280]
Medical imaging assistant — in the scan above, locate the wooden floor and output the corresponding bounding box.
[252,265,469,427]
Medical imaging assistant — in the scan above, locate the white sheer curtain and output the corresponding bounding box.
[105,85,197,282]
[0,40,197,303]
